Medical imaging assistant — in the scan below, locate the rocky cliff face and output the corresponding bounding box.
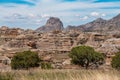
[36,17,64,32]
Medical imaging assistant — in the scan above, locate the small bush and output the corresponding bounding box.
[11,51,40,70]
[41,62,52,69]
[111,52,120,70]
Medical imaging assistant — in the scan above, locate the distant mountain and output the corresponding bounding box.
[36,14,120,32]
[66,13,120,32]
[78,18,106,32]
[105,14,120,31]
[36,17,64,32]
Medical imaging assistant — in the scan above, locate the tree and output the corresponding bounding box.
[111,52,120,70]
[11,51,40,69]
[69,46,104,69]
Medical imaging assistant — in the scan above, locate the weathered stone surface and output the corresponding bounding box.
[97,38,120,55]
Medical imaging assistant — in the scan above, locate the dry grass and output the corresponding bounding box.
[1,69,120,80]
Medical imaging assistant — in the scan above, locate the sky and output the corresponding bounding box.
[0,0,120,30]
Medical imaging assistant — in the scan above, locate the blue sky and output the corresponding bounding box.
[0,0,120,29]
[0,0,35,5]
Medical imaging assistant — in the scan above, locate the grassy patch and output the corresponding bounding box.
[0,72,13,80]
[1,69,120,80]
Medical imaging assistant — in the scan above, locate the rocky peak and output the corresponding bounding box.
[94,18,106,23]
[77,18,106,32]
[46,17,63,26]
[36,17,64,32]
[112,13,120,20]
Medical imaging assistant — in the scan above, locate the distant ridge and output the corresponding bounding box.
[36,14,120,32]
[66,13,120,32]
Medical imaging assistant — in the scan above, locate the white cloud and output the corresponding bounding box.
[90,12,100,17]
[0,0,120,29]
[90,12,107,18]
[80,16,89,20]
[35,19,43,24]
[75,14,80,17]
[5,13,27,19]
[41,14,50,18]
[28,13,35,18]
[101,13,106,17]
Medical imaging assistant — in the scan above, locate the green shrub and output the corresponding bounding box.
[11,51,40,70]
[69,46,104,69]
[111,52,120,70]
[41,62,52,69]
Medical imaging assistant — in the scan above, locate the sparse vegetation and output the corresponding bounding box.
[111,52,120,70]
[0,69,120,80]
[0,72,13,80]
[11,51,40,70]
[41,62,53,69]
[69,46,104,69]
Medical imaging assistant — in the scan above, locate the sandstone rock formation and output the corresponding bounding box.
[0,14,120,69]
